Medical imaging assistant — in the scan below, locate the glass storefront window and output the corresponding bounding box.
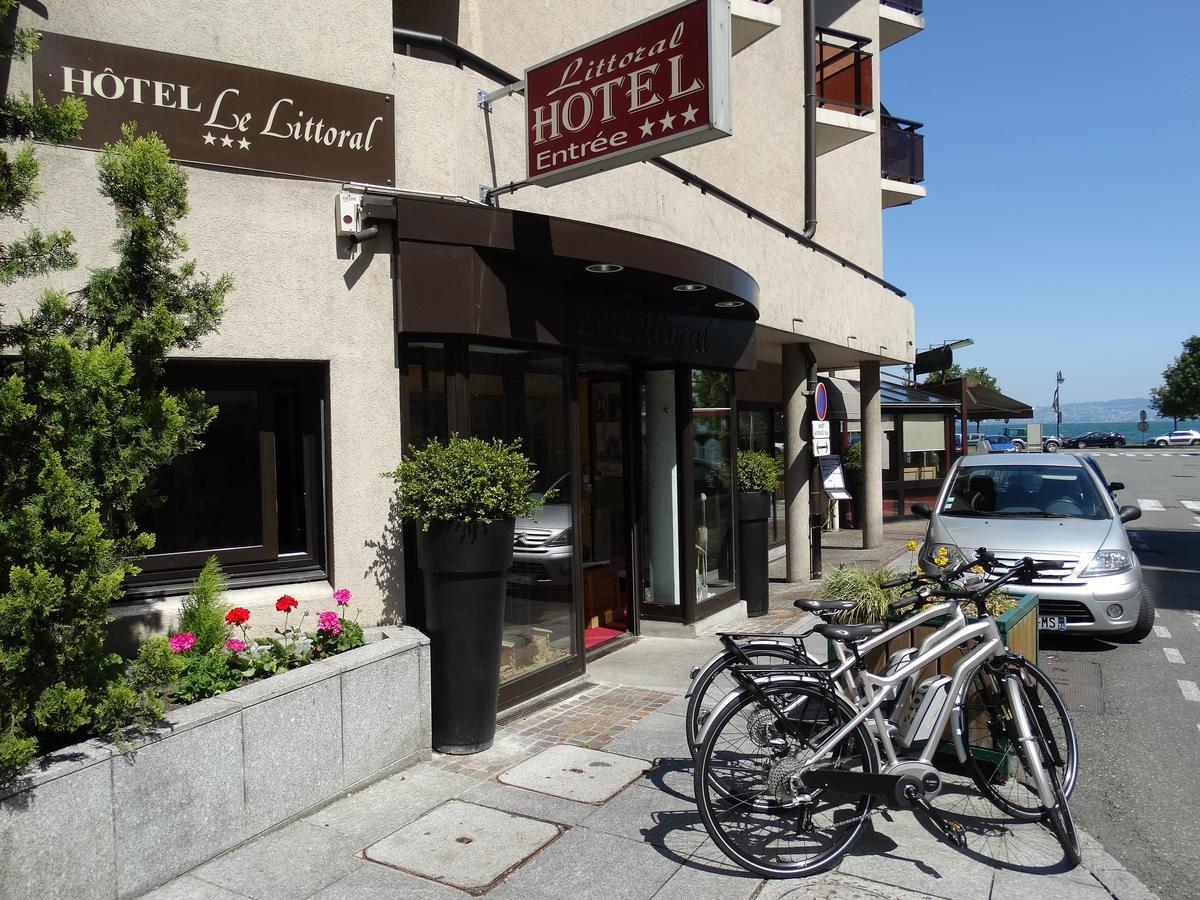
[404,342,447,447]
[901,414,946,481]
[466,345,575,686]
[692,370,735,602]
[642,370,681,606]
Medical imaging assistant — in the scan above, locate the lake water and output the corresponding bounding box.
[976,419,1200,445]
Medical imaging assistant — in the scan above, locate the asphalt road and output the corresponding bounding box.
[1040,447,1200,900]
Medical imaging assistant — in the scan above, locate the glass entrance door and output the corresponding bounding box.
[579,374,632,650]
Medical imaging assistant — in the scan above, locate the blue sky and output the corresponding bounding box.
[880,2,1200,408]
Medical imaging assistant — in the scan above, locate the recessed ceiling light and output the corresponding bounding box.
[714,299,744,308]
[673,283,706,292]
[585,263,623,273]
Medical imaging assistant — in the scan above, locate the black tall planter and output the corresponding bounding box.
[845,470,864,529]
[416,518,515,754]
[737,492,771,617]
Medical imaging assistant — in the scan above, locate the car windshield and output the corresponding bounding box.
[940,464,1108,519]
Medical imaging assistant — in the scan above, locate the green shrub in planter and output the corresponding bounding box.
[841,440,863,472]
[737,450,781,494]
[384,435,546,529]
[819,565,908,624]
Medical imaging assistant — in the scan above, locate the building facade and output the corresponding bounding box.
[3,0,922,706]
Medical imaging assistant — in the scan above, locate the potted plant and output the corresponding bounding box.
[841,439,864,528]
[385,435,545,754]
[736,450,780,616]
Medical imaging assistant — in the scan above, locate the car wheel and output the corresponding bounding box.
[1077,441,1087,448]
[1117,586,1156,643]
[1156,440,1167,447]
[1192,439,1200,446]
[1116,439,1125,447]
[1045,441,1059,453]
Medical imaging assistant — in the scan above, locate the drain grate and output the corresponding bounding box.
[1040,653,1104,714]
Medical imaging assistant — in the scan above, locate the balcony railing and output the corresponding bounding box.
[881,0,923,14]
[816,27,873,116]
[881,115,924,183]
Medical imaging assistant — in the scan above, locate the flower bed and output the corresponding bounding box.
[0,625,431,899]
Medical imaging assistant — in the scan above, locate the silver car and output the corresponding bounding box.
[913,453,1153,640]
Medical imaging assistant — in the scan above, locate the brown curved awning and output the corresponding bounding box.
[362,193,761,369]
[922,378,1034,420]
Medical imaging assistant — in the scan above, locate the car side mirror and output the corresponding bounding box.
[1108,481,1124,491]
[1118,505,1141,523]
[911,502,932,520]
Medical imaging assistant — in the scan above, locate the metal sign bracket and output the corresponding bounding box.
[477,81,526,111]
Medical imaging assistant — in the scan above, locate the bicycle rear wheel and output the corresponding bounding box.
[694,681,875,878]
[1044,766,1081,866]
[686,644,809,759]
[958,659,1077,819]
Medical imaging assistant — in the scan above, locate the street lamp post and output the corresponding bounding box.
[1053,371,1065,438]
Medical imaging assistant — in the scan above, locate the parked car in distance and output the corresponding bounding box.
[983,433,1018,453]
[911,453,1152,639]
[1063,431,1126,449]
[1042,435,1061,452]
[1153,429,1200,447]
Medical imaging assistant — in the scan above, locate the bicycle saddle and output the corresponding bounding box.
[793,599,857,612]
[814,622,885,644]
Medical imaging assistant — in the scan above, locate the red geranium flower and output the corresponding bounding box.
[226,607,251,625]
[275,595,298,612]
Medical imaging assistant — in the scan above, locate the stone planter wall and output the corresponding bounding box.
[0,626,431,899]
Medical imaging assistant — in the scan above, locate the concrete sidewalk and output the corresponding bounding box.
[146,529,1157,899]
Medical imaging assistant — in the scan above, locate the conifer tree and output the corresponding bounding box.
[0,4,232,771]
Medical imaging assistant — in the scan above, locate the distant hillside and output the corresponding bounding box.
[1028,396,1161,424]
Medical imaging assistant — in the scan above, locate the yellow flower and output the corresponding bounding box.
[972,565,985,574]
[906,540,919,552]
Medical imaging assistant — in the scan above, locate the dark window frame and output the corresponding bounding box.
[125,361,330,599]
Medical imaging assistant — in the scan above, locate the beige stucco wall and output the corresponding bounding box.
[4,2,400,635]
[3,0,915,633]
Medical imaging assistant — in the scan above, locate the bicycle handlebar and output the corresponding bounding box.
[885,548,1047,616]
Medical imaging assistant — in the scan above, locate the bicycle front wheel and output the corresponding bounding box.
[958,658,1077,819]
[686,644,810,759]
[694,681,876,878]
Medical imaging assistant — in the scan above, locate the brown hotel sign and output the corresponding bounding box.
[33,33,395,184]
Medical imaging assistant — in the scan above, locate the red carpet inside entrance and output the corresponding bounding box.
[584,621,627,650]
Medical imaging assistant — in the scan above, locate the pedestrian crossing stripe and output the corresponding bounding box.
[1137,499,1165,511]
[1181,500,1200,512]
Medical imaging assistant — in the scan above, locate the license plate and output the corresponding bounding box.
[1038,615,1068,632]
[507,571,537,585]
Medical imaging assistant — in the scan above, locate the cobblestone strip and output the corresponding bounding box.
[431,684,674,780]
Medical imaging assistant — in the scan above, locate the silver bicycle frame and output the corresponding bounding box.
[797,616,1007,769]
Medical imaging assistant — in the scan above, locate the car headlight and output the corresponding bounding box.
[1081,549,1133,576]
[545,528,573,548]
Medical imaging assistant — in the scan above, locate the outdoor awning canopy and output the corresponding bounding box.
[818,376,963,420]
[921,378,1034,420]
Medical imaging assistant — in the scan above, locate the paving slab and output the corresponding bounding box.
[601,708,692,762]
[497,827,680,900]
[310,862,467,899]
[754,871,936,899]
[460,776,600,826]
[362,799,561,893]
[581,772,709,859]
[649,853,761,899]
[140,875,251,899]
[991,867,1112,899]
[306,764,478,845]
[191,821,364,900]
[498,744,651,803]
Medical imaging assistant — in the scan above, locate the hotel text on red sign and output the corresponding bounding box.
[525,0,731,187]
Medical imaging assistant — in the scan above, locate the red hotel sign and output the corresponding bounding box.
[525,0,731,187]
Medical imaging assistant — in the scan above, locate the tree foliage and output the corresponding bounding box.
[0,117,231,773]
[1150,336,1200,429]
[923,364,999,392]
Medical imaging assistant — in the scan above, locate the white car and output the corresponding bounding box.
[1153,429,1200,447]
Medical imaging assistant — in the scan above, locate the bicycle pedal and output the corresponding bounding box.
[943,819,967,849]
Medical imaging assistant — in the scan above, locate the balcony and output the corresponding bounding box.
[814,27,876,155]
[880,0,925,49]
[731,0,782,55]
[881,114,926,207]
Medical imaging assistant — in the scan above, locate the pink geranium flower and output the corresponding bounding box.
[317,610,342,636]
[225,638,247,653]
[333,588,352,606]
[169,632,196,653]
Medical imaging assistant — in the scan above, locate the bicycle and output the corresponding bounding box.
[686,556,1077,807]
[692,554,1081,877]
